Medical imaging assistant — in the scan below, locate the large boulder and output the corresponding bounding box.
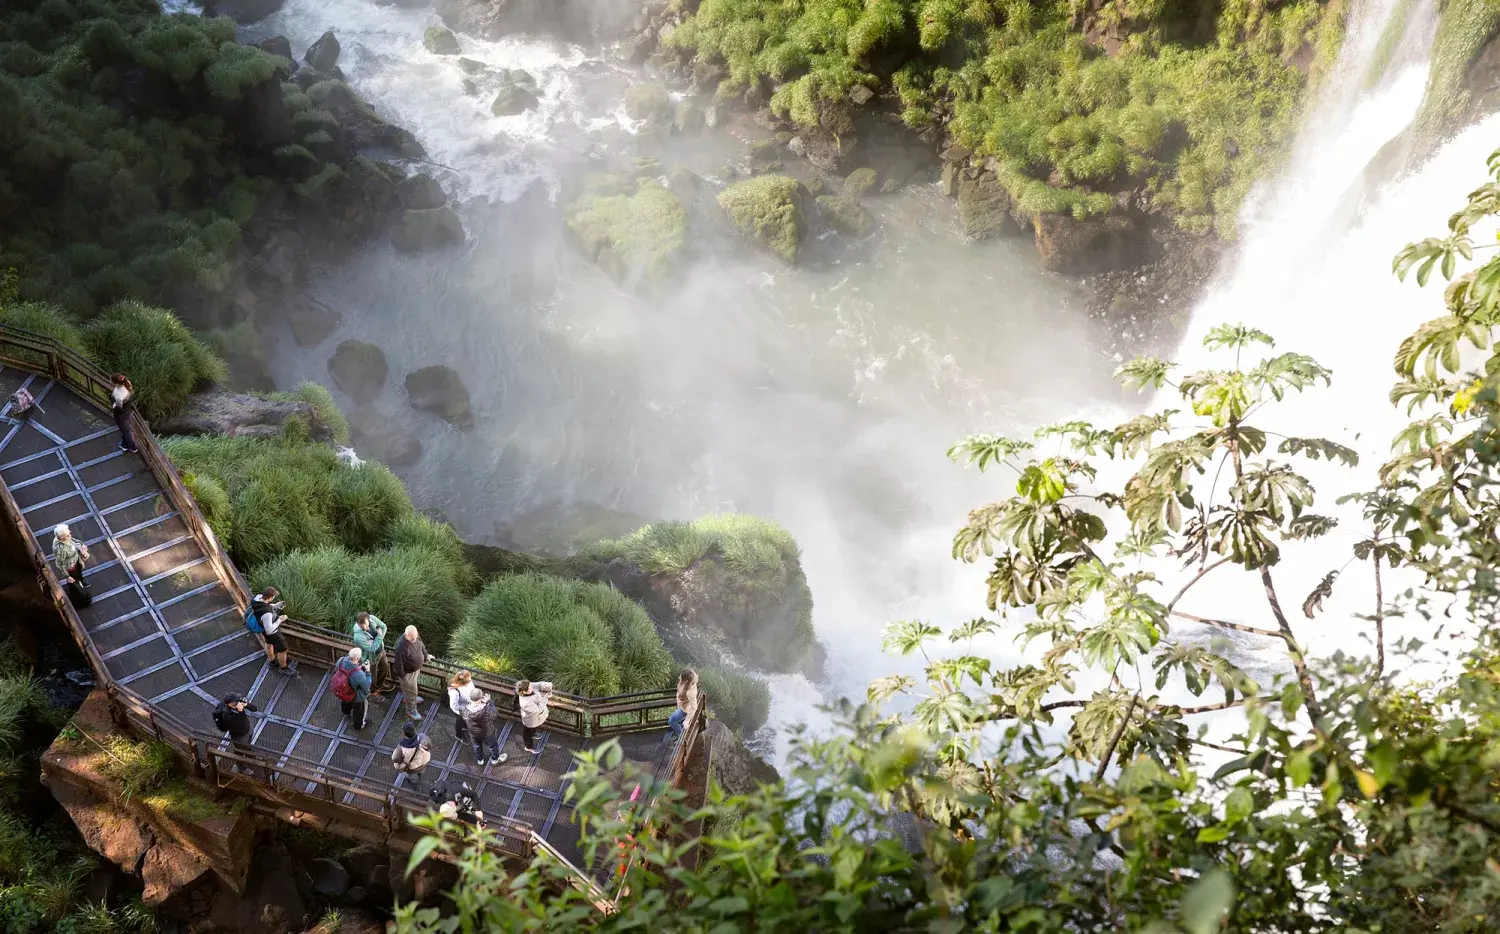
[143,840,211,906]
[815,194,874,237]
[154,391,337,442]
[391,206,466,253]
[396,173,448,210]
[624,83,673,125]
[311,857,350,898]
[706,720,781,795]
[717,175,808,263]
[47,781,151,872]
[254,35,294,63]
[286,295,342,347]
[328,339,388,404]
[1032,213,1146,276]
[404,365,474,430]
[956,173,1021,239]
[491,82,540,116]
[305,31,341,73]
[844,167,878,197]
[565,178,688,287]
[424,26,462,54]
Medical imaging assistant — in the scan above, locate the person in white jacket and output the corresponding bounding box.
[514,680,553,755]
[447,670,480,742]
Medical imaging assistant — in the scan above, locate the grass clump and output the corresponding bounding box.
[0,301,86,351]
[672,0,1341,235]
[181,471,232,547]
[97,737,176,803]
[82,302,226,420]
[716,175,806,262]
[697,666,771,734]
[1409,0,1500,155]
[251,543,470,647]
[449,573,673,696]
[268,381,351,445]
[584,513,801,576]
[566,179,689,283]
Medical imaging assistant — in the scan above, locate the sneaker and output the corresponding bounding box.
[279,661,298,675]
[407,711,422,721]
[475,758,487,768]
[489,753,507,765]
[524,747,539,755]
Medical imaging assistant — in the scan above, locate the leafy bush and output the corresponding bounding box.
[449,573,673,695]
[697,666,771,734]
[81,302,226,421]
[251,543,470,647]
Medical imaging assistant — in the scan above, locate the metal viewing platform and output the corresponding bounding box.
[0,325,705,907]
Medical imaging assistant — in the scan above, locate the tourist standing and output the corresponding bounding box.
[465,691,505,767]
[447,670,479,742]
[393,625,428,721]
[390,722,433,790]
[351,612,390,693]
[51,523,90,606]
[213,693,258,754]
[332,646,371,730]
[111,374,139,454]
[515,680,554,755]
[254,586,296,675]
[666,668,698,740]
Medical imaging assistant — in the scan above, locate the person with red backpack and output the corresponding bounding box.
[332,646,372,730]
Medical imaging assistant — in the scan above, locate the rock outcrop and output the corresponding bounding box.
[305,31,341,74]
[328,339,388,404]
[391,206,466,253]
[404,365,474,430]
[1033,213,1146,275]
[154,390,337,442]
[717,175,808,263]
[815,194,874,237]
[491,81,540,116]
[705,720,780,796]
[956,173,1021,239]
[423,26,462,55]
[397,173,448,210]
[565,177,688,287]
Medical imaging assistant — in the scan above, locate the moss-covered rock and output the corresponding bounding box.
[625,83,673,123]
[1032,213,1146,276]
[566,178,688,286]
[844,167,878,197]
[574,515,825,677]
[956,172,1020,239]
[424,26,461,55]
[491,83,539,116]
[815,195,874,237]
[717,175,807,263]
[305,31,341,73]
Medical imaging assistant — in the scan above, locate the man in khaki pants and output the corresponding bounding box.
[393,625,429,721]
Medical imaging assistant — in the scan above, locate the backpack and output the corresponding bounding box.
[244,606,263,634]
[212,701,231,733]
[10,388,33,414]
[331,663,356,702]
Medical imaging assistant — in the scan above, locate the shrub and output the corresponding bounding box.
[81,302,226,421]
[450,573,673,695]
[0,302,85,351]
[697,666,771,734]
[565,179,688,281]
[329,464,412,552]
[585,513,799,575]
[250,545,350,629]
[386,514,481,594]
[267,381,350,445]
[180,471,232,548]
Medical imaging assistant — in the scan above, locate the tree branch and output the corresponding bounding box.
[1259,565,1327,725]
[1094,694,1139,781]
[1166,557,1232,614]
[1170,610,1281,639]
[1177,698,1250,715]
[1373,547,1387,679]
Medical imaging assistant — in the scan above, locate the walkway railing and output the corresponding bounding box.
[0,324,706,910]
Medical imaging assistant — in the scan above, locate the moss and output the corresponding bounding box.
[624,83,673,122]
[141,779,246,822]
[843,167,878,197]
[1409,0,1500,156]
[815,194,875,236]
[449,573,673,695]
[716,175,806,262]
[566,179,689,283]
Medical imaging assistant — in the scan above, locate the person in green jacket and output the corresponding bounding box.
[352,612,391,694]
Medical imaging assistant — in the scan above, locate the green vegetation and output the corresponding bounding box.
[566,179,689,282]
[696,666,771,734]
[449,573,674,695]
[268,380,351,446]
[716,175,805,261]
[1409,0,1500,153]
[96,736,176,803]
[584,513,801,576]
[0,300,86,350]
[394,148,1500,932]
[0,0,399,316]
[81,302,226,421]
[251,543,470,647]
[669,0,1343,234]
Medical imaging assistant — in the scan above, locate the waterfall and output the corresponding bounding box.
[1171,0,1500,676]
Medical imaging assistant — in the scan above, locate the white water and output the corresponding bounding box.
[231,0,1500,764]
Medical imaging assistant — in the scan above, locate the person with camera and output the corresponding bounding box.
[332,646,372,730]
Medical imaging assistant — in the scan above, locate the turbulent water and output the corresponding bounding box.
[234,0,1498,759]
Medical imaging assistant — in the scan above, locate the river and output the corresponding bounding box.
[234,0,1497,760]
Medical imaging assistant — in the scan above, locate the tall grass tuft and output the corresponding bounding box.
[0,301,85,351]
[697,666,771,735]
[181,471,232,548]
[329,463,412,552]
[268,380,350,445]
[387,514,480,594]
[450,573,673,695]
[82,302,227,421]
[583,513,799,575]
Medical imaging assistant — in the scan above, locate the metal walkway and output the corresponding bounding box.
[0,362,684,876]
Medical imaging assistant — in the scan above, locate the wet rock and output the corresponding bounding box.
[787,136,806,157]
[340,844,387,888]
[844,167,878,197]
[717,174,808,263]
[625,83,673,125]
[565,178,688,288]
[939,163,957,197]
[673,97,704,133]
[143,839,211,906]
[956,173,1020,239]
[346,886,370,903]
[328,339,388,405]
[305,31,341,73]
[348,406,423,467]
[706,720,780,796]
[504,68,538,89]
[286,296,342,347]
[397,173,447,210]
[391,206,466,253]
[424,25,462,54]
[881,177,903,193]
[311,857,351,898]
[1033,213,1146,276]
[491,83,540,116]
[815,195,875,237]
[848,83,875,106]
[154,391,336,443]
[462,78,480,96]
[457,57,488,75]
[404,365,474,430]
[940,143,971,163]
[254,35,294,63]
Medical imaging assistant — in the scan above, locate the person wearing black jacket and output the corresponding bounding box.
[463,692,504,767]
[393,625,428,722]
[214,694,258,751]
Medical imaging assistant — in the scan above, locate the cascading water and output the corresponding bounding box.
[233,0,1500,764]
